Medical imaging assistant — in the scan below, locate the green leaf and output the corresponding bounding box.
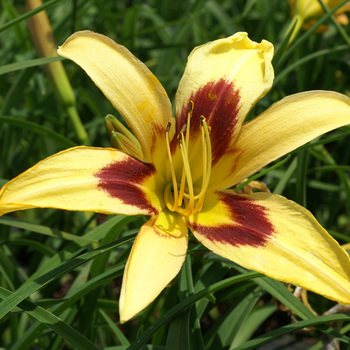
[0,116,76,148]
[10,264,125,350]
[0,287,99,350]
[0,233,136,320]
[204,286,265,348]
[0,216,94,243]
[26,216,134,283]
[166,311,191,350]
[128,272,261,349]
[0,0,63,33]
[231,314,350,350]
[99,309,130,346]
[230,302,277,348]
[0,57,64,75]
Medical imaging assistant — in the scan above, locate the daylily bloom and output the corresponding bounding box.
[289,0,350,33]
[1,31,350,322]
[290,0,350,22]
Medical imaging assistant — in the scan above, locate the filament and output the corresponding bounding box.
[177,102,193,206]
[165,122,178,211]
[164,102,212,216]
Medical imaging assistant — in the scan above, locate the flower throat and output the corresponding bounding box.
[164,102,212,216]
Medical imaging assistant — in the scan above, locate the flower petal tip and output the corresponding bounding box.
[118,218,188,322]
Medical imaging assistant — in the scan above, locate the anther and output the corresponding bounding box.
[180,123,187,134]
[189,100,194,114]
[164,101,212,216]
[165,119,179,212]
[166,121,172,133]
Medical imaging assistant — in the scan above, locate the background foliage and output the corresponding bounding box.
[1,0,350,349]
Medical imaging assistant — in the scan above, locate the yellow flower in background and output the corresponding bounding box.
[291,0,350,22]
[1,31,350,322]
[289,0,350,32]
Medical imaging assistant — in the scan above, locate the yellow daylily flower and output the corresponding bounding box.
[290,0,350,22]
[289,0,350,33]
[1,31,350,323]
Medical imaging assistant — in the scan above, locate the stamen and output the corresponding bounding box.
[186,101,193,148]
[166,121,171,133]
[165,122,178,211]
[177,102,193,207]
[194,116,212,212]
[181,116,212,213]
[178,132,194,215]
[164,101,212,216]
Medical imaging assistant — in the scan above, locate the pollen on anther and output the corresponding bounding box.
[189,100,194,114]
[180,123,187,134]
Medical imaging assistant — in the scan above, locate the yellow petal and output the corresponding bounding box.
[153,209,187,238]
[0,147,162,217]
[210,90,350,189]
[174,32,274,166]
[57,31,174,163]
[189,190,350,305]
[120,215,188,322]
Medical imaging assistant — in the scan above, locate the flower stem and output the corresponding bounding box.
[273,15,303,66]
[26,0,88,143]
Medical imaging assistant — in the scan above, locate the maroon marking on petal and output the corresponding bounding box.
[175,79,241,164]
[189,192,274,247]
[94,157,158,215]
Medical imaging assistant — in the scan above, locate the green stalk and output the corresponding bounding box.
[286,15,303,48]
[26,0,88,143]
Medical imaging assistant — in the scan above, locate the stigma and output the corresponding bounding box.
[164,102,212,216]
